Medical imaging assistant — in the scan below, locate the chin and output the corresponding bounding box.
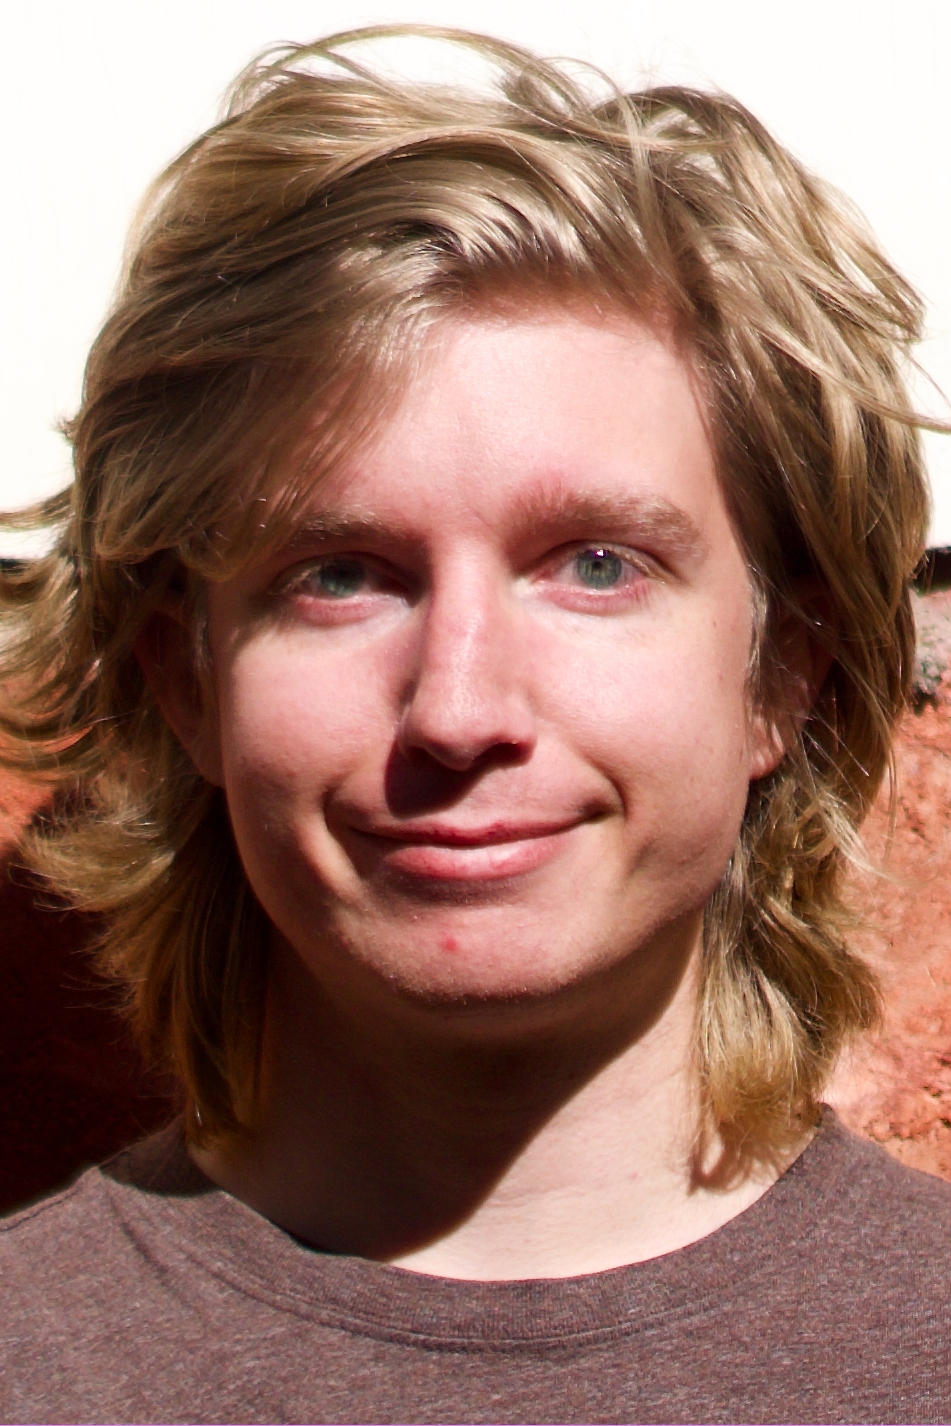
[326,908,638,1010]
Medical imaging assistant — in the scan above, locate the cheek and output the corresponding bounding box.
[539,612,754,832]
[214,639,386,831]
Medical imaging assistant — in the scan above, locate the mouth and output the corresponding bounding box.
[343,818,586,882]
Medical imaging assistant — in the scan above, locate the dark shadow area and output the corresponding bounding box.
[0,866,177,1217]
[914,547,951,592]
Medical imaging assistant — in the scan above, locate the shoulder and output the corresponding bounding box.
[0,1123,186,1312]
[1,1165,122,1288]
[803,1107,951,1227]
[761,1107,951,1293]
[0,1167,131,1421]
[0,1123,224,1423]
[0,1117,211,1284]
[0,1120,194,1261]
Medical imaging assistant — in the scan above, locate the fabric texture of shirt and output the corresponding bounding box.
[2,1108,950,1424]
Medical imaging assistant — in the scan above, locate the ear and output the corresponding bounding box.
[135,608,225,787]
[749,583,834,781]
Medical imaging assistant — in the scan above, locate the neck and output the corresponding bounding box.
[193,921,789,1279]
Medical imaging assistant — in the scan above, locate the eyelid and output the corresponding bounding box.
[268,541,663,604]
[271,551,422,608]
[273,553,380,594]
[541,541,661,580]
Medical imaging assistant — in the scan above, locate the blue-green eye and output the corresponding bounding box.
[311,558,367,598]
[575,548,624,588]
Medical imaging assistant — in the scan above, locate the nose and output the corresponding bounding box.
[397,562,537,772]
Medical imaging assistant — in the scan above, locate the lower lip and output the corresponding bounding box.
[357,828,576,881]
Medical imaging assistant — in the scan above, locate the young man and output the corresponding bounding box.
[1,26,948,1425]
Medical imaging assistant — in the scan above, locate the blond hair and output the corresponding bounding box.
[0,26,932,1151]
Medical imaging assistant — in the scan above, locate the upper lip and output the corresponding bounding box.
[349,818,582,847]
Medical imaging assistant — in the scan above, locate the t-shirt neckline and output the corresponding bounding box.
[99,1106,852,1347]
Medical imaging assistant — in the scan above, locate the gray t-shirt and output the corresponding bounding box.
[1,1108,950,1424]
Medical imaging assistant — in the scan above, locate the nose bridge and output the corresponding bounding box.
[398,549,534,768]
[429,555,496,680]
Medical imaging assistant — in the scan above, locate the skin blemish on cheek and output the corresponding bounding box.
[439,934,460,955]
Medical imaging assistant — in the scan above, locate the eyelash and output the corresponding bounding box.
[546,544,654,593]
[273,543,659,610]
[275,556,399,602]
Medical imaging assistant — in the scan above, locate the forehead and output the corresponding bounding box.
[241,306,741,574]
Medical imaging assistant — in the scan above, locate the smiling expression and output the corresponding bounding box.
[183,309,779,1007]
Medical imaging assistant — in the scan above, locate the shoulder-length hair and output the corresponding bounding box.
[0,26,932,1152]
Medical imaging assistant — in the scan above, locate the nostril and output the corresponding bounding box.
[396,719,534,774]
[384,745,479,816]
[384,740,530,816]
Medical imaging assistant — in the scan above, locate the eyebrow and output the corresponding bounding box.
[507,484,705,559]
[282,510,396,550]
[280,486,704,561]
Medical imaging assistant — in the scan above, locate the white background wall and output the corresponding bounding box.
[4,0,950,552]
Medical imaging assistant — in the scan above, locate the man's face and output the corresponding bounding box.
[191,309,778,1012]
